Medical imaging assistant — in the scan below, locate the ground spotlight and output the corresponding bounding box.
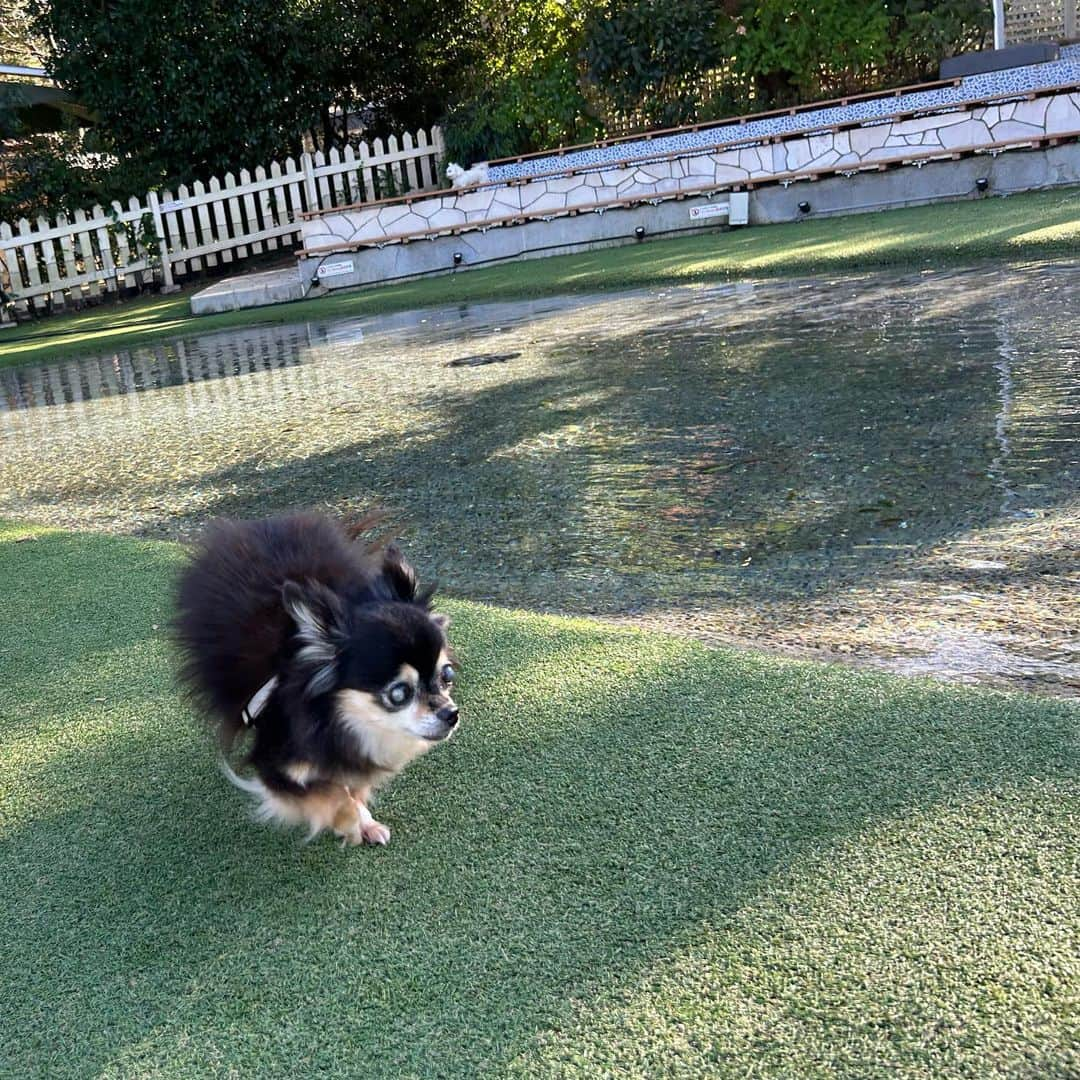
[798,200,811,214]
[453,251,463,266]
[975,177,989,193]
[634,225,646,240]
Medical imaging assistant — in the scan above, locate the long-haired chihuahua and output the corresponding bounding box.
[174,512,457,847]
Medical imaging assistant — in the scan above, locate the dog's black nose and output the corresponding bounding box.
[437,705,459,728]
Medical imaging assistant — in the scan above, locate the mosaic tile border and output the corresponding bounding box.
[300,88,1080,253]
[488,44,1080,182]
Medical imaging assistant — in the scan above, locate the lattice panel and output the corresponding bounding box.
[1006,0,1068,43]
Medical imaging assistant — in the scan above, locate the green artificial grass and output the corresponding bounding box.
[2,185,1079,368]
[1,521,1077,1078]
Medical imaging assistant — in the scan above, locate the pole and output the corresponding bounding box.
[146,189,179,294]
[993,0,1006,50]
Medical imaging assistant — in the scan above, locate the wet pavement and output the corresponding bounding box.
[2,263,1077,695]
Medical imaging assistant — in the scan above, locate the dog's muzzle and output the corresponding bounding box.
[425,703,459,741]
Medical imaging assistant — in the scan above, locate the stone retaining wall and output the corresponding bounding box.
[489,43,1080,181]
[301,89,1080,254]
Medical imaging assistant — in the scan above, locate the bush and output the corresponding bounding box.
[0,85,29,140]
[886,0,991,83]
[581,0,993,129]
[0,130,163,222]
[583,0,736,128]
[442,2,601,165]
[0,132,104,221]
[443,54,601,166]
[736,0,891,104]
[441,92,526,168]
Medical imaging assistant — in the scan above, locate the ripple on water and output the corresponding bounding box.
[1,264,1077,695]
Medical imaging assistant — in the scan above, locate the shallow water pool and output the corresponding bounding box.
[2,264,1077,694]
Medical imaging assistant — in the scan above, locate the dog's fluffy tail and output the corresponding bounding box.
[219,759,265,796]
[173,510,431,745]
[173,513,371,743]
[219,760,288,828]
[220,759,326,840]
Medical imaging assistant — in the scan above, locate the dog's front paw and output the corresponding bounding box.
[360,818,391,846]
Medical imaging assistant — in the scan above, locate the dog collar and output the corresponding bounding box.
[241,675,279,726]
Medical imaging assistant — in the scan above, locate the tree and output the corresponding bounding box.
[442,1,602,165]
[583,0,740,127]
[885,0,991,84]
[307,0,481,143]
[32,0,483,185]
[1,0,48,68]
[736,0,892,104]
[33,0,328,184]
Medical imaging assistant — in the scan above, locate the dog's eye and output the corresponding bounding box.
[385,682,414,708]
[440,663,455,686]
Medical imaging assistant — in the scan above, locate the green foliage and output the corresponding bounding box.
[886,0,992,82]
[107,209,162,271]
[0,132,102,220]
[582,0,737,127]
[32,0,324,186]
[301,0,482,141]
[0,84,28,140]
[0,128,167,222]
[443,1,601,166]
[737,0,892,103]
[583,0,993,127]
[31,0,481,186]
[443,55,601,165]
[0,0,46,68]
[441,94,523,167]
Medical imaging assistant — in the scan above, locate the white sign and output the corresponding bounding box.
[317,260,356,280]
[688,202,730,221]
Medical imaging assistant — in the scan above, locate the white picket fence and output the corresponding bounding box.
[0,127,445,321]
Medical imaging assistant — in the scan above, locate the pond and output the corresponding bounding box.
[2,263,1077,695]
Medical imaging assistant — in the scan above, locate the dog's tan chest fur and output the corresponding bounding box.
[335,687,433,774]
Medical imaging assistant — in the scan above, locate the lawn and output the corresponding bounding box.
[1,520,1076,1078]
[2,185,1079,368]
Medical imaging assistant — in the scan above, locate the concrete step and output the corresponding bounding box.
[190,267,308,315]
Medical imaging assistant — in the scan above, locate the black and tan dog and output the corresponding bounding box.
[174,512,457,847]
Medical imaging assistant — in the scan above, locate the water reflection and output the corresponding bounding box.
[1,266,1077,694]
[1,323,312,413]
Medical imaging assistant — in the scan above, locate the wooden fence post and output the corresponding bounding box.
[146,189,179,293]
[301,152,319,213]
[0,245,13,326]
[431,125,446,177]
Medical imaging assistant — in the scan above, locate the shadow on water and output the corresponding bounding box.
[0,265,1077,692]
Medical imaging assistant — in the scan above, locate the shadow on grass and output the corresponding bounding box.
[1,597,1076,1076]
[109,293,1067,613]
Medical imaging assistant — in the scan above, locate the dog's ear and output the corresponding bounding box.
[281,579,346,697]
[380,544,438,608]
[380,545,418,601]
